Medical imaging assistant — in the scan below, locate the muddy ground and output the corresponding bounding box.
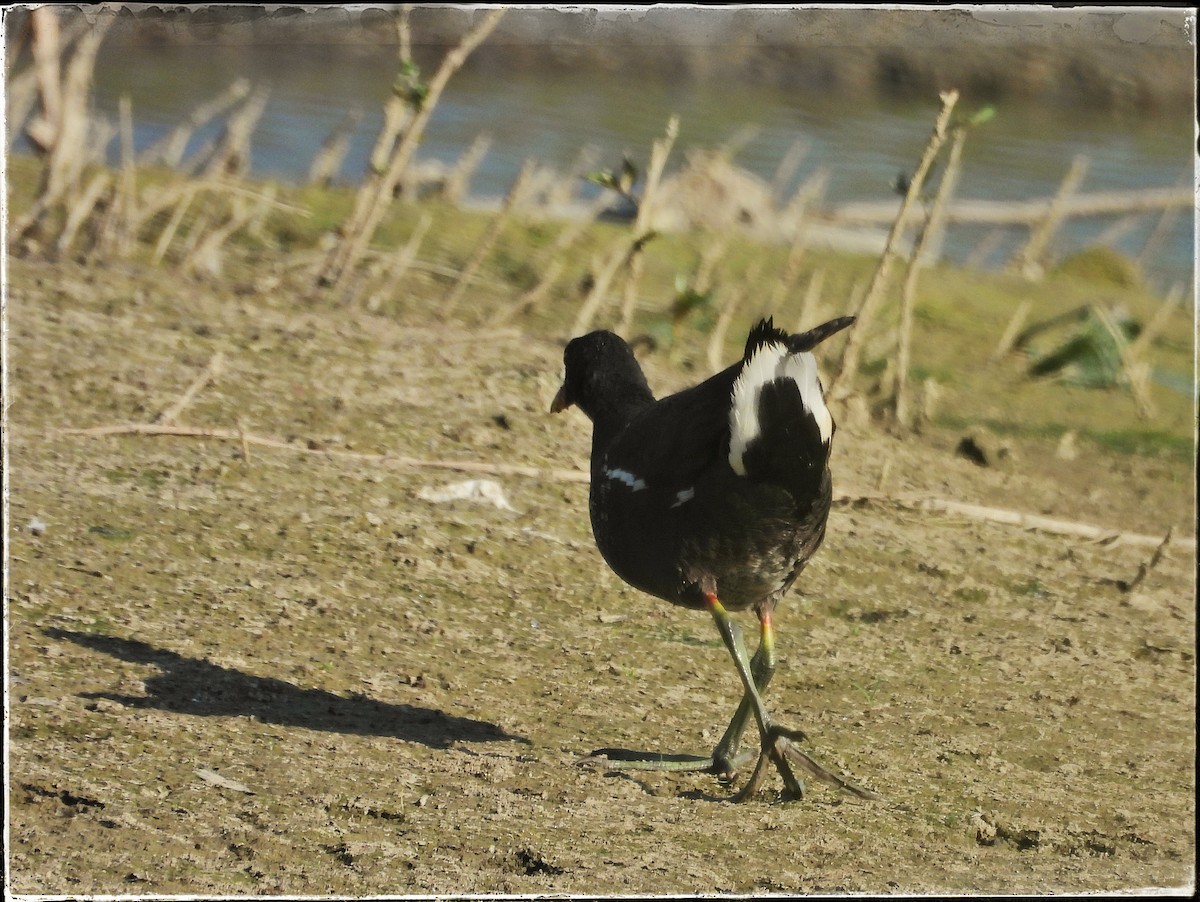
[5,257,1195,895]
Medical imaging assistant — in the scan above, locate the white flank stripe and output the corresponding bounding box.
[604,467,647,491]
[669,487,695,509]
[728,342,832,475]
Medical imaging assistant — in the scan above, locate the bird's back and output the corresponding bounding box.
[587,318,840,612]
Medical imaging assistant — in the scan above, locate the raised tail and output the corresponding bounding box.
[728,316,854,488]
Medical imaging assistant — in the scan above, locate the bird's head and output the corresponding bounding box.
[551,330,654,423]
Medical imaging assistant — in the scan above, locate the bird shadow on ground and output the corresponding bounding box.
[43,628,529,749]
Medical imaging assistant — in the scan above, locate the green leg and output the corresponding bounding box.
[581,596,880,802]
[704,594,808,800]
[710,610,788,775]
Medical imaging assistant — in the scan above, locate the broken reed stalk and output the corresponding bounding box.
[55,170,112,256]
[694,233,730,298]
[196,85,271,179]
[25,8,65,156]
[115,93,138,256]
[316,7,506,295]
[617,115,679,338]
[155,352,226,425]
[770,138,809,206]
[1126,282,1184,361]
[571,237,633,337]
[335,66,413,268]
[440,132,493,205]
[60,421,1193,551]
[766,219,810,319]
[991,298,1034,361]
[442,158,535,319]
[16,11,112,245]
[964,228,1006,270]
[140,78,253,167]
[894,123,968,428]
[1137,203,1180,270]
[781,166,829,235]
[137,178,306,239]
[1090,304,1154,419]
[1117,527,1173,593]
[572,115,679,338]
[830,89,959,398]
[359,211,434,310]
[151,182,202,263]
[181,186,276,278]
[6,66,40,151]
[1010,154,1089,279]
[307,108,363,186]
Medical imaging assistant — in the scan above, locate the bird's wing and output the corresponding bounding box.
[600,363,741,495]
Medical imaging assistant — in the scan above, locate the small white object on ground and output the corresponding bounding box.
[417,479,516,511]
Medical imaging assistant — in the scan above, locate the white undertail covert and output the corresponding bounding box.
[728,342,832,476]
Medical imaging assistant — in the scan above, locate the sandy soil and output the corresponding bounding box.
[5,257,1195,895]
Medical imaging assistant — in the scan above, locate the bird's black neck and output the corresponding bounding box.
[584,384,654,456]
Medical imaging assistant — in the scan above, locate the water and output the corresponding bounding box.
[85,42,1195,291]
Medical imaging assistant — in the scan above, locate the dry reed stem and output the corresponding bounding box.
[1093,215,1142,248]
[156,352,226,425]
[573,115,679,337]
[991,298,1033,361]
[894,123,968,427]
[767,219,810,318]
[152,182,202,264]
[15,12,112,245]
[115,94,138,256]
[831,186,1192,228]
[707,264,757,373]
[197,85,271,179]
[237,418,251,466]
[441,132,493,205]
[1116,527,1173,593]
[46,14,112,198]
[1091,304,1155,419]
[55,170,112,256]
[781,166,829,232]
[25,7,65,156]
[182,187,275,278]
[617,252,647,339]
[694,233,730,298]
[793,268,825,333]
[571,234,636,337]
[7,65,41,151]
[317,7,506,294]
[964,228,1007,270]
[58,422,1193,551]
[1137,203,1181,270]
[1010,154,1089,279]
[831,89,959,398]
[140,79,252,167]
[442,158,536,318]
[1126,283,1184,361]
[359,211,434,310]
[770,139,809,206]
[307,108,363,186]
[617,115,679,338]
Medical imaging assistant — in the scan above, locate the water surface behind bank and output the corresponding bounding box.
[80,26,1195,290]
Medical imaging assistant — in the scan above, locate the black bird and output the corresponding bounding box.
[551,315,875,801]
